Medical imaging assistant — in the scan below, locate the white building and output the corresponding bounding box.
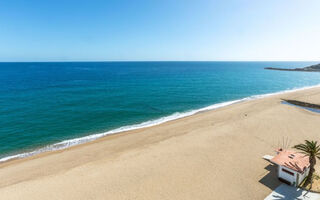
[270,149,310,187]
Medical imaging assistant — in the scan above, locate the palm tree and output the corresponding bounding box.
[293,140,320,186]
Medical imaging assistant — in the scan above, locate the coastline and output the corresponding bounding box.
[1,84,320,163]
[1,85,320,199]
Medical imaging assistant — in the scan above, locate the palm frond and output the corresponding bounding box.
[293,140,320,160]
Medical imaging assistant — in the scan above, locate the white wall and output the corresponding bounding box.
[278,166,297,186]
[297,167,310,186]
[278,166,310,186]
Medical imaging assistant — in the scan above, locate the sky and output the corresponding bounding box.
[0,0,319,61]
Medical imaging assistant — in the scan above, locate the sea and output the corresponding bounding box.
[1,61,320,162]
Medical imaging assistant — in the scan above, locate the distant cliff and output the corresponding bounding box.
[265,63,320,72]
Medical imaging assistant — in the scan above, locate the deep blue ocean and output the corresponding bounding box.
[1,61,320,161]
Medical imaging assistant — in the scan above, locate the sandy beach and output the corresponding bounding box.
[1,87,320,199]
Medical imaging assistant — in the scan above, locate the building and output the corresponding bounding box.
[270,149,310,187]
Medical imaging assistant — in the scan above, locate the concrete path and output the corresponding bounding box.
[265,184,320,200]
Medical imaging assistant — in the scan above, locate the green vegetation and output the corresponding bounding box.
[294,140,320,187]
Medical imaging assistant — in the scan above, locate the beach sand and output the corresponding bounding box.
[1,87,320,200]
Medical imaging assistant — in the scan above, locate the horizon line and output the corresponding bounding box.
[0,60,319,63]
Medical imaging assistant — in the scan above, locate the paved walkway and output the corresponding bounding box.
[265,184,320,200]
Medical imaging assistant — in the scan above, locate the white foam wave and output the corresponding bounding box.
[1,84,320,163]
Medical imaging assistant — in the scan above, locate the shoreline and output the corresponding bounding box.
[1,85,320,199]
[1,83,320,164]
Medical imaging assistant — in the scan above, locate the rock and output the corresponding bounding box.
[265,63,320,72]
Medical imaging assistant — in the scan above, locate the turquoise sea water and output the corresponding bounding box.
[0,61,320,161]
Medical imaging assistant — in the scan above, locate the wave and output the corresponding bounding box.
[1,84,320,163]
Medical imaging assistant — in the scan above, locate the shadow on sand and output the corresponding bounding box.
[259,164,282,190]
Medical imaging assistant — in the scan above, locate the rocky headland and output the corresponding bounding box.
[265,63,320,72]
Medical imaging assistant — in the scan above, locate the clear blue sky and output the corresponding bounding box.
[0,0,319,61]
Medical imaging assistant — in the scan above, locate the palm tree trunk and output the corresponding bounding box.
[304,156,315,187]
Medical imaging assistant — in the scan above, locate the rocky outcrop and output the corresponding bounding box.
[282,99,320,110]
[265,63,320,72]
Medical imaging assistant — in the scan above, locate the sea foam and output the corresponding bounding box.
[1,84,320,163]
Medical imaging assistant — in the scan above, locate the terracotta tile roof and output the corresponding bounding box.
[271,149,310,173]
